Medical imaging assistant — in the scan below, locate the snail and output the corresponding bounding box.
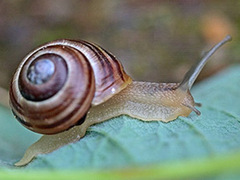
[10,35,231,166]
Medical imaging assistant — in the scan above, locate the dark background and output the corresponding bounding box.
[0,0,239,89]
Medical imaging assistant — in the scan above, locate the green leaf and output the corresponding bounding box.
[0,106,40,168]
[1,65,240,179]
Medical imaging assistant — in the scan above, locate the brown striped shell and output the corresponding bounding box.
[9,40,132,134]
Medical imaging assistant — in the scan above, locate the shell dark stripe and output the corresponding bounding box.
[71,40,108,80]
[95,44,126,82]
[33,54,94,128]
[26,47,90,118]
[33,47,94,132]
[76,41,131,93]
[78,40,114,86]
[33,75,94,133]
[13,111,33,128]
[75,40,126,85]
[27,47,93,125]
[100,47,125,81]
[9,45,91,119]
[70,40,132,104]
[32,96,88,129]
[9,46,73,116]
[99,81,115,93]
[9,85,22,113]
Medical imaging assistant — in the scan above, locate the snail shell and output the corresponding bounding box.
[9,40,132,134]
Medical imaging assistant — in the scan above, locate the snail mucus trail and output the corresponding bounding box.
[10,35,232,166]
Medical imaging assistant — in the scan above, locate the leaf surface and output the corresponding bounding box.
[1,66,240,179]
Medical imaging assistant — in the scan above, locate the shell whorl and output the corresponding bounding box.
[9,39,132,134]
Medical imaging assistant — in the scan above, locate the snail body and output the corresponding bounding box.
[10,35,231,166]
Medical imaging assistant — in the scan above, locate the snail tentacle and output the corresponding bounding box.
[179,35,232,91]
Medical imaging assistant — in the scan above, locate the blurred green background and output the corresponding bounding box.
[0,0,239,89]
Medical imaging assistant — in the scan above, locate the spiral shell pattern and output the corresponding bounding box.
[9,39,132,134]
